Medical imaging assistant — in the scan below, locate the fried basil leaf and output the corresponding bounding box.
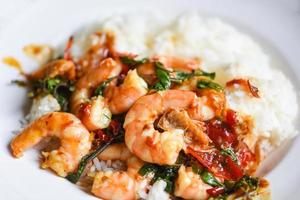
[197,80,223,91]
[201,170,224,187]
[120,56,148,67]
[31,77,74,111]
[221,148,238,163]
[93,77,115,97]
[139,163,179,193]
[151,62,171,91]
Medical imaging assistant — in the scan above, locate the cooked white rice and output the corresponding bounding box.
[26,94,60,122]
[97,13,298,148]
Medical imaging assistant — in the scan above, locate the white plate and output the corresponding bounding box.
[0,0,299,199]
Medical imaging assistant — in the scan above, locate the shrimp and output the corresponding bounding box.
[174,77,226,120]
[71,58,147,131]
[76,32,115,77]
[92,143,146,200]
[70,58,122,130]
[10,112,91,177]
[104,69,148,114]
[155,55,201,72]
[28,59,76,80]
[174,166,211,200]
[137,56,201,85]
[124,90,210,165]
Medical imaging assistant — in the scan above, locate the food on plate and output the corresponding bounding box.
[9,14,298,200]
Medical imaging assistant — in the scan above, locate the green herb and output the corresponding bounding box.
[66,134,123,183]
[66,140,112,183]
[197,80,223,91]
[139,163,179,193]
[170,69,216,83]
[120,56,148,67]
[151,62,171,91]
[221,148,238,163]
[201,170,223,187]
[31,77,74,111]
[138,163,158,176]
[11,80,27,87]
[93,77,115,97]
[192,164,203,175]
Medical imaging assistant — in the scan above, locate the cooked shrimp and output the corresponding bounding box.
[78,96,112,131]
[10,112,91,177]
[124,90,210,165]
[175,166,211,200]
[76,32,115,77]
[174,77,226,120]
[28,59,76,80]
[104,69,148,114]
[71,58,122,130]
[155,55,201,72]
[137,56,200,85]
[92,143,146,200]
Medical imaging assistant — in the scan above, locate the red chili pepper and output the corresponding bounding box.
[225,109,238,127]
[206,118,238,148]
[120,64,129,76]
[95,129,110,142]
[187,147,232,180]
[236,142,256,168]
[206,187,225,196]
[225,156,243,180]
[226,79,260,98]
[63,36,74,61]
[109,120,120,136]
[79,103,91,117]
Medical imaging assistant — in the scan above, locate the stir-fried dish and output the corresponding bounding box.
[10,31,271,200]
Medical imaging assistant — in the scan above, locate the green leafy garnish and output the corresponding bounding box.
[31,77,74,111]
[120,56,148,67]
[170,69,215,83]
[66,140,112,183]
[192,164,203,175]
[201,170,224,187]
[197,80,223,91]
[151,62,171,91]
[229,175,259,192]
[139,163,179,193]
[66,134,123,183]
[93,77,115,97]
[221,148,238,163]
[11,79,27,87]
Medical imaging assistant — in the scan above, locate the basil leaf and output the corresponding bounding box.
[192,164,203,175]
[138,163,158,176]
[11,79,27,87]
[31,77,74,111]
[194,69,216,80]
[151,62,171,91]
[197,80,223,91]
[120,56,148,67]
[66,134,123,183]
[66,140,112,183]
[93,77,115,97]
[170,69,215,83]
[139,163,179,193]
[201,170,223,187]
[221,148,238,163]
